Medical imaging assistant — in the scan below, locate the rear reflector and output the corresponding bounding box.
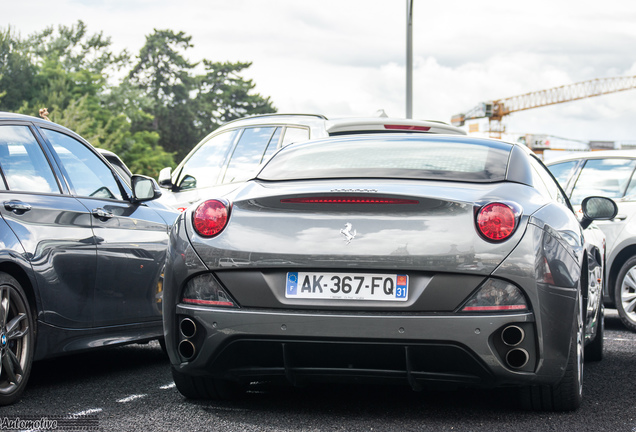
[281,197,419,204]
[384,124,431,131]
[182,298,235,307]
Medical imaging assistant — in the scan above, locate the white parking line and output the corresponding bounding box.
[117,394,147,403]
[609,338,634,341]
[71,408,103,416]
[160,382,176,389]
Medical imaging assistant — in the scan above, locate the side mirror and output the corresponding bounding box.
[158,167,173,189]
[580,196,618,229]
[180,175,197,190]
[131,175,162,203]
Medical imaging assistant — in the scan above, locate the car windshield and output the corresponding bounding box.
[257,136,511,182]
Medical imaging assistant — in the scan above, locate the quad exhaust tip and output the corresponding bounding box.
[180,318,197,339]
[178,340,196,360]
[501,325,525,346]
[506,348,530,369]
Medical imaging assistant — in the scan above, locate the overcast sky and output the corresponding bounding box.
[5,0,636,143]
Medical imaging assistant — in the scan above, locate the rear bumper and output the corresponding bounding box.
[167,306,565,389]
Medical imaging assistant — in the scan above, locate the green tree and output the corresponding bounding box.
[8,21,176,177]
[0,27,37,111]
[193,60,276,133]
[129,29,276,160]
[1,23,276,177]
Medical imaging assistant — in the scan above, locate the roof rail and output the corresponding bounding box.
[221,113,328,126]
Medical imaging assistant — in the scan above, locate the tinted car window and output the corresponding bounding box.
[547,160,578,188]
[179,130,239,190]
[0,125,59,193]
[625,171,636,199]
[42,129,123,200]
[281,126,310,146]
[258,137,511,182]
[222,127,277,184]
[570,158,636,205]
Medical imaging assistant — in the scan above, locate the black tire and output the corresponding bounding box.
[614,256,636,332]
[172,367,244,400]
[584,304,604,362]
[520,292,583,411]
[0,272,35,406]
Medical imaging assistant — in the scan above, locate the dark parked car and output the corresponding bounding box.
[163,134,616,411]
[0,112,179,405]
[547,150,636,332]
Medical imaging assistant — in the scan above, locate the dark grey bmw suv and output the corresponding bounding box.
[0,112,178,405]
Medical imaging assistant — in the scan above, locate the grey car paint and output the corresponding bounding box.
[162,134,614,410]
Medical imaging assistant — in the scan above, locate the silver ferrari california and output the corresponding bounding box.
[163,134,617,411]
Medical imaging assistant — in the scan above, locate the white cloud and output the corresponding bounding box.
[5,0,636,143]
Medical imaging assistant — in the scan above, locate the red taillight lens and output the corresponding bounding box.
[193,200,230,237]
[281,197,418,204]
[476,202,517,241]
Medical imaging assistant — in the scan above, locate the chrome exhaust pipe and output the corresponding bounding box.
[506,348,529,369]
[178,339,196,360]
[180,318,197,339]
[501,325,525,346]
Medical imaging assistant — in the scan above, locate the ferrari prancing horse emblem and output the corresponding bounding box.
[340,223,357,244]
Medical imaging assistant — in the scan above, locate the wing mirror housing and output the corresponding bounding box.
[580,196,618,229]
[158,167,173,188]
[131,175,162,203]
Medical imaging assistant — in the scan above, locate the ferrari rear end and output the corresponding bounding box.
[163,134,604,411]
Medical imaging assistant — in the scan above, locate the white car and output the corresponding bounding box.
[157,114,465,211]
[547,150,636,332]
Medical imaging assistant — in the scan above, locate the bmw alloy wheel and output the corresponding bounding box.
[0,273,34,406]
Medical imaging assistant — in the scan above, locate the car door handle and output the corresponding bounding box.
[92,208,114,220]
[4,200,32,214]
[614,214,628,221]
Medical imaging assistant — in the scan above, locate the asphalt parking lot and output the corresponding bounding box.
[2,309,634,432]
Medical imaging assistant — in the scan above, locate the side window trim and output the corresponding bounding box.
[0,123,64,194]
[221,127,278,185]
[175,129,241,189]
[217,128,246,185]
[39,127,126,201]
[31,125,73,194]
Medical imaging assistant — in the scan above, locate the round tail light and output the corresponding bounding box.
[476,202,517,242]
[193,199,230,237]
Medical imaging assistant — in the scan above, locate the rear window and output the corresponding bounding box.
[257,136,511,182]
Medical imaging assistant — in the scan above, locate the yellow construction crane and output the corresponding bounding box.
[451,75,636,138]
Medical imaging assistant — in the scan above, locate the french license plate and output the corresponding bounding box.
[285,272,408,301]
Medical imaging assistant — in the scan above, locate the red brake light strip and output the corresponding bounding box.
[281,197,419,204]
[384,124,431,131]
